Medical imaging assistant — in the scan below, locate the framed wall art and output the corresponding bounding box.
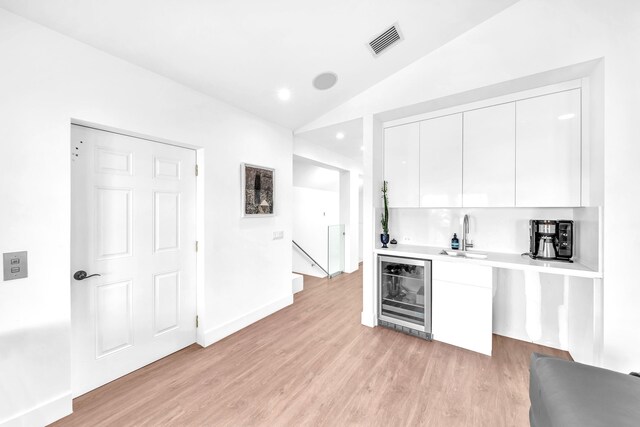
[241,163,275,217]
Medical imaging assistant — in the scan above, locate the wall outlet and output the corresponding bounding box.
[402,236,411,242]
[273,230,284,240]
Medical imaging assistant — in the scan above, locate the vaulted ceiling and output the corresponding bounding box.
[0,0,520,129]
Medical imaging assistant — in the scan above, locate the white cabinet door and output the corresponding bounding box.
[384,123,420,207]
[432,261,492,355]
[463,103,516,207]
[516,89,581,207]
[419,114,463,207]
[433,280,492,355]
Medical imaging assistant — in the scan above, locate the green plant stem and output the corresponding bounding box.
[381,180,389,234]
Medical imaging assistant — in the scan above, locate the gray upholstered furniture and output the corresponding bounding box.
[529,353,640,427]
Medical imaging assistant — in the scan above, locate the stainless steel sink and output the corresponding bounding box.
[441,249,488,259]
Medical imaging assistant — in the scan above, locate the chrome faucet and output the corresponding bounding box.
[462,214,474,251]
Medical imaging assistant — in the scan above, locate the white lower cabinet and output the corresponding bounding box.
[432,261,493,355]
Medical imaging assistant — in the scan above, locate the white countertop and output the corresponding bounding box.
[374,244,602,279]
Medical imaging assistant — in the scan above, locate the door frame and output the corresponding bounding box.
[70,118,207,347]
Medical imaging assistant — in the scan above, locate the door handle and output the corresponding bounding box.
[73,270,101,281]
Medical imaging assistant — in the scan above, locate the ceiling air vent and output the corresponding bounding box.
[368,23,402,56]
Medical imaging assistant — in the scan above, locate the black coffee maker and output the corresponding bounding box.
[529,220,574,262]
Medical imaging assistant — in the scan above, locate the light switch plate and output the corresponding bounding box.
[273,230,284,240]
[3,251,28,281]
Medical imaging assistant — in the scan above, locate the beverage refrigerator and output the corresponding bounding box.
[378,255,432,339]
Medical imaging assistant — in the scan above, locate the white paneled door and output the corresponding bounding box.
[70,125,197,397]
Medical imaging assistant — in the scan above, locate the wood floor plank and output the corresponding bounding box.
[52,266,569,426]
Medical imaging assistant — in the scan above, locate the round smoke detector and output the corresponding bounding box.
[312,72,338,90]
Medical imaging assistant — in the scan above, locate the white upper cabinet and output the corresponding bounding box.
[516,89,581,207]
[463,103,516,207]
[384,123,420,207]
[419,114,463,207]
[382,83,583,209]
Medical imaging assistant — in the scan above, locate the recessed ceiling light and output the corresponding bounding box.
[313,72,338,90]
[558,113,575,120]
[277,88,291,101]
[336,132,345,140]
[360,145,365,151]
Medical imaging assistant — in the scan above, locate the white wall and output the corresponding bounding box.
[583,61,605,208]
[292,160,340,277]
[493,270,567,348]
[0,9,293,426]
[293,137,362,273]
[292,157,340,191]
[293,137,362,174]
[300,0,640,373]
[292,188,339,276]
[493,270,597,365]
[361,115,384,327]
[358,183,363,262]
[339,170,360,273]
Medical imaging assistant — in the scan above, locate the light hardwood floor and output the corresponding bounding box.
[53,266,569,426]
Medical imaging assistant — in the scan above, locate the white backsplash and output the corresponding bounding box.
[387,207,575,254]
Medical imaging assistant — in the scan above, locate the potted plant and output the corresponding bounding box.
[380,180,390,248]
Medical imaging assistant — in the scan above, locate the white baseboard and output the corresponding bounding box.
[361,311,375,328]
[202,295,293,347]
[292,273,304,294]
[492,331,568,352]
[0,392,72,427]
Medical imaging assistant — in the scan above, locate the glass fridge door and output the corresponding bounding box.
[379,257,430,331]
